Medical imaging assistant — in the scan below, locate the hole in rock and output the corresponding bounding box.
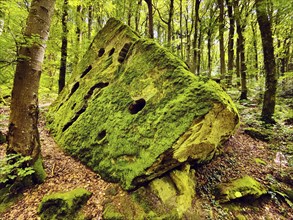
[68,82,80,99]
[84,82,109,100]
[97,130,106,141]
[80,65,92,78]
[62,106,87,132]
[98,48,105,57]
[128,98,146,114]
[109,48,115,56]
[118,43,132,63]
[71,103,76,110]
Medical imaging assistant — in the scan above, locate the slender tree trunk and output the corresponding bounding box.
[234,0,247,98]
[185,0,194,66]
[7,0,56,181]
[145,0,154,38]
[235,37,240,85]
[218,0,226,78]
[251,21,259,80]
[238,26,248,100]
[75,5,82,64]
[207,29,212,78]
[256,0,277,123]
[88,5,93,39]
[128,0,133,26]
[167,0,174,46]
[197,26,202,75]
[226,0,235,86]
[180,0,184,59]
[191,0,200,74]
[58,0,68,94]
[135,0,143,32]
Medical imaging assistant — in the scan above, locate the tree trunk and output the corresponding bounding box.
[251,21,259,80]
[191,0,200,74]
[127,0,133,27]
[226,0,235,86]
[207,29,212,78]
[167,0,174,47]
[58,0,68,94]
[179,0,183,59]
[7,0,56,182]
[218,0,226,78]
[75,5,82,64]
[197,25,203,74]
[135,0,143,32]
[238,26,248,100]
[234,0,247,99]
[256,0,277,123]
[88,5,93,39]
[145,0,154,38]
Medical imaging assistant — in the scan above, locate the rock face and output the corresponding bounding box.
[47,18,239,190]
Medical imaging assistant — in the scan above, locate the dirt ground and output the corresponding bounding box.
[0,105,292,220]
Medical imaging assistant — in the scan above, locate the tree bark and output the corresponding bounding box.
[135,0,143,32]
[145,0,154,38]
[7,0,56,181]
[251,21,259,80]
[75,5,82,64]
[58,0,68,94]
[234,0,248,99]
[226,0,235,86]
[179,0,184,59]
[191,0,200,74]
[88,5,93,39]
[256,0,277,123]
[218,0,226,78]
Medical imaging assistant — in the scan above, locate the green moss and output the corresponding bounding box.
[102,194,146,220]
[32,156,46,183]
[47,18,239,190]
[254,158,267,165]
[38,188,92,220]
[215,175,267,203]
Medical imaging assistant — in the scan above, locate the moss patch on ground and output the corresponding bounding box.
[38,188,92,220]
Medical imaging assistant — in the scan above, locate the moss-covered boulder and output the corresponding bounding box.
[38,188,92,220]
[215,175,267,203]
[102,164,199,219]
[47,18,239,190]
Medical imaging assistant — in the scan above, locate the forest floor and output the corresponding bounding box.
[0,97,292,220]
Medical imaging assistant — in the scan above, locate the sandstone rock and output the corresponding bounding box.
[47,18,239,190]
[102,165,199,219]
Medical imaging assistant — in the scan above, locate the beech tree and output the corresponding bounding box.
[256,0,277,123]
[7,0,56,181]
[58,0,68,94]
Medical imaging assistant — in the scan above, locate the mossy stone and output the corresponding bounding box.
[38,188,92,220]
[215,175,267,203]
[103,165,197,219]
[47,18,239,190]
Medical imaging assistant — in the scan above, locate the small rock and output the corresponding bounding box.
[215,175,267,203]
[38,188,92,220]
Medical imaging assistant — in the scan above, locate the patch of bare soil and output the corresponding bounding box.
[0,105,292,220]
